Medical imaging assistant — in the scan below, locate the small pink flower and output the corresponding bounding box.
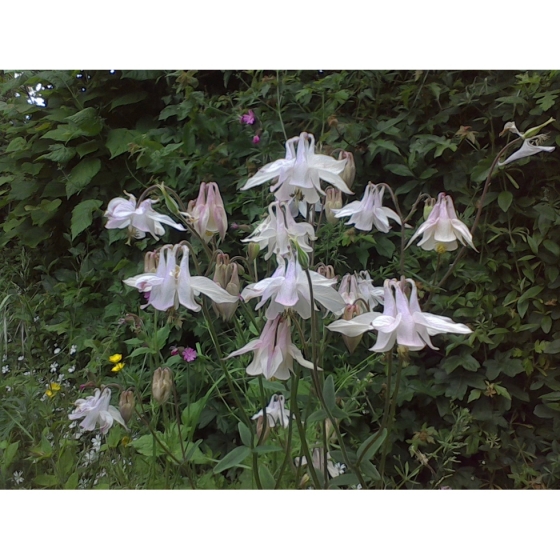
[170,346,179,356]
[252,135,260,144]
[182,347,197,362]
[240,110,255,125]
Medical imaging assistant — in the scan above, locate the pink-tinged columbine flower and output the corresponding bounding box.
[182,182,228,243]
[332,182,401,233]
[226,316,315,380]
[68,388,127,434]
[240,110,256,125]
[241,132,353,205]
[406,192,475,252]
[252,394,292,428]
[242,201,316,260]
[335,272,384,317]
[241,253,346,320]
[296,448,345,478]
[212,253,241,321]
[104,193,186,240]
[182,347,197,362]
[123,244,238,312]
[328,278,472,353]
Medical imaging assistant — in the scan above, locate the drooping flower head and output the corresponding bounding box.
[498,118,556,167]
[104,193,186,240]
[68,388,127,434]
[183,182,228,242]
[328,278,472,353]
[123,244,238,312]
[241,132,353,205]
[406,192,475,252]
[332,182,401,233]
[241,252,346,320]
[242,201,316,260]
[226,316,315,380]
[252,394,292,428]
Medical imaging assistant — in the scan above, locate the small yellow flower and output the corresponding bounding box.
[109,354,123,364]
[111,362,125,373]
[45,382,61,399]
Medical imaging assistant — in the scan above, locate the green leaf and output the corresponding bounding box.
[468,389,482,403]
[544,339,560,354]
[106,128,137,159]
[64,472,79,490]
[40,144,76,163]
[2,441,19,468]
[385,163,415,177]
[322,375,337,412]
[110,91,148,111]
[66,158,101,197]
[498,191,513,213]
[213,446,251,474]
[357,428,387,462]
[34,474,59,488]
[71,198,102,240]
[76,140,99,158]
[258,464,276,489]
[5,137,27,152]
[238,422,253,448]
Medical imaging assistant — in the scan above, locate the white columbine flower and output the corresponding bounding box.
[406,193,475,252]
[68,388,127,435]
[241,132,353,205]
[241,253,346,320]
[296,448,345,478]
[242,201,316,260]
[252,394,292,428]
[328,278,472,352]
[333,182,401,233]
[226,316,315,380]
[498,136,555,167]
[104,192,186,240]
[123,244,238,312]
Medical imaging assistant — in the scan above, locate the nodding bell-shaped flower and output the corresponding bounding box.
[241,132,353,205]
[251,394,292,428]
[324,187,343,225]
[183,182,228,242]
[152,367,172,404]
[332,182,401,233]
[104,193,186,240]
[123,244,239,312]
[328,278,472,353]
[338,150,356,189]
[242,201,316,260]
[212,253,242,321]
[241,252,346,320]
[226,316,315,380]
[118,390,135,424]
[498,136,555,167]
[68,388,128,434]
[406,192,476,252]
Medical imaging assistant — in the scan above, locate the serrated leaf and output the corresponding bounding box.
[71,198,102,240]
[213,446,250,473]
[106,128,137,159]
[6,137,27,152]
[66,158,101,197]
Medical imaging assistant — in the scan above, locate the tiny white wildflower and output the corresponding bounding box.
[54,348,61,355]
[12,471,24,485]
[2,365,9,374]
[23,371,31,376]
[70,345,77,355]
[33,316,40,323]
[2,354,7,362]
[57,373,65,383]
[17,356,24,362]
[50,362,58,373]
[68,365,76,374]
[6,386,12,392]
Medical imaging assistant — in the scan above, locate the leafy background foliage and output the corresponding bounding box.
[1,70,559,489]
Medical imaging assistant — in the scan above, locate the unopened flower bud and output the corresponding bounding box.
[247,242,260,263]
[119,390,135,424]
[325,187,343,225]
[397,345,410,365]
[342,304,363,354]
[212,253,241,321]
[152,367,173,404]
[144,251,158,273]
[338,150,356,189]
[423,197,436,221]
[255,415,271,443]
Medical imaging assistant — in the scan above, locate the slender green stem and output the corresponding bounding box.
[275,371,298,488]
